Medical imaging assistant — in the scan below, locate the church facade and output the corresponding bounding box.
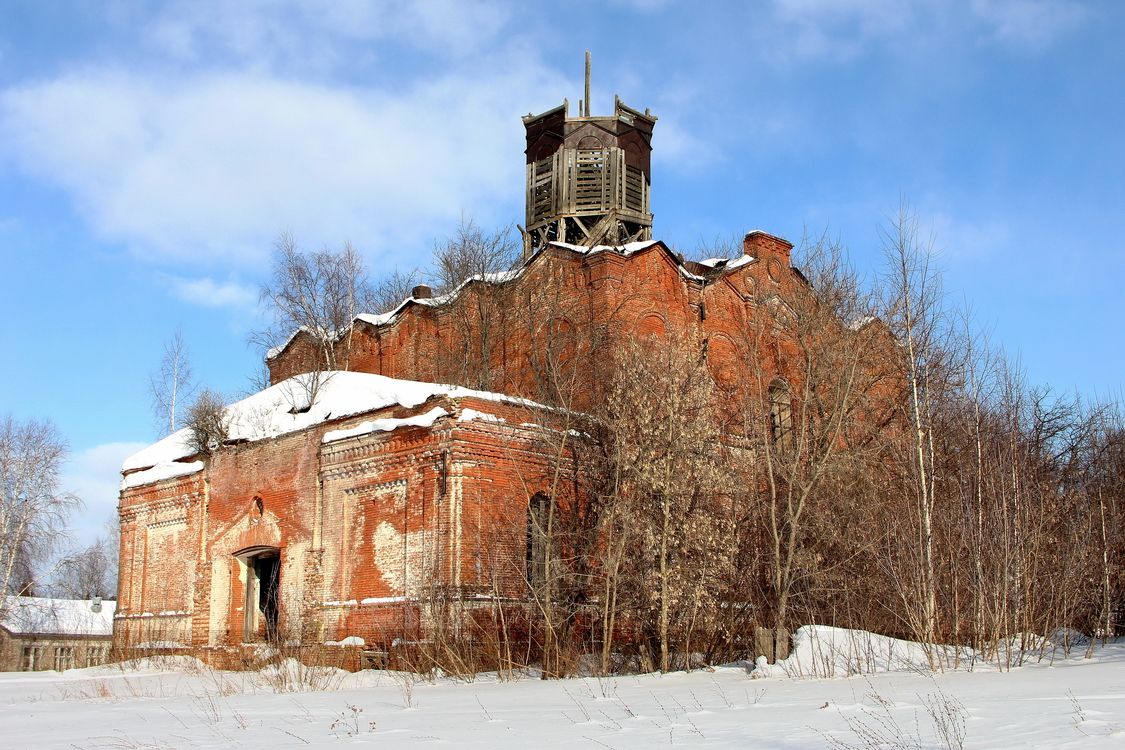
[115,94,814,660]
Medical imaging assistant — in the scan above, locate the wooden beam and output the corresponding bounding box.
[584,51,591,117]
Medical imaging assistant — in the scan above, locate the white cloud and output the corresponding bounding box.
[607,0,675,11]
[929,210,1011,261]
[61,441,148,548]
[761,0,1090,63]
[766,0,917,63]
[969,0,1090,50]
[652,119,721,175]
[168,275,257,310]
[0,60,567,268]
[145,0,511,68]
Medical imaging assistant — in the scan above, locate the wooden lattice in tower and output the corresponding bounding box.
[522,53,656,254]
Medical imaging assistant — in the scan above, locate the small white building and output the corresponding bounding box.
[0,596,116,671]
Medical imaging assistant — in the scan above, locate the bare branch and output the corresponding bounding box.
[149,329,197,436]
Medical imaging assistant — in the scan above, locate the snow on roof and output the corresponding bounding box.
[698,254,755,271]
[545,239,713,281]
[1,596,116,637]
[270,238,739,362]
[354,309,398,328]
[347,244,659,341]
[412,269,523,309]
[847,315,878,331]
[480,269,521,284]
[275,270,527,361]
[122,460,205,490]
[264,323,342,360]
[321,406,449,444]
[270,239,725,362]
[122,372,544,486]
[547,239,659,255]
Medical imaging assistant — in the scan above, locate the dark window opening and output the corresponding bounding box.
[769,380,793,445]
[526,493,552,594]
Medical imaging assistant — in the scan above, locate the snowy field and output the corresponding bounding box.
[1,628,1123,749]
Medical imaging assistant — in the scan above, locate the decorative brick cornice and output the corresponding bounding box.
[121,493,200,523]
[343,478,407,496]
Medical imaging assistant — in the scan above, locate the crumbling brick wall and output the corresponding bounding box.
[267,233,806,416]
[115,395,560,653]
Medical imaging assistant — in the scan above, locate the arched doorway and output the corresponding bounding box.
[235,546,280,642]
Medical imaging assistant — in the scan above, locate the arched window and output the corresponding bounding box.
[769,380,793,445]
[526,493,552,593]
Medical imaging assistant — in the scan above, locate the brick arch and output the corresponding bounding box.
[707,332,742,392]
[547,316,577,365]
[636,311,668,339]
[524,316,580,395]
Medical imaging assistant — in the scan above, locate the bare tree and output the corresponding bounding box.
[427,218,520,391]
[184,388,229,457]
[149,329,196,436]
[736,232,895,651]
[372,266,421,314]
[593,334,735,672]
[878,205,953,653]
[679,232,745,263]
[255,232,375,376]
[0,416,80,602]
[1089,403,1124,640]
[242,361,273,398]
[480,254,629,676]
[428,217,519,295]
[103,514,120,600]
[52,534,116,599]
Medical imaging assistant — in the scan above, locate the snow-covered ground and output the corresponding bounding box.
[1,627,1123,748]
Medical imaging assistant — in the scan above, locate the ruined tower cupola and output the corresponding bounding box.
[522,52,656,254]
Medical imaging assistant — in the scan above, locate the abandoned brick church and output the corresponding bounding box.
[116,90,814,658]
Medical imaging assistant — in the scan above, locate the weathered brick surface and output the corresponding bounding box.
[118,230,831,657]
[267,234,804,412]
[116,395,560,653]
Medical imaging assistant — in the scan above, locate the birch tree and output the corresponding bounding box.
[185,388,229,457]
[879,206,952,651]
[149,330,196,435]
[0,416,79,602]
[52,534,116,599]
[372,266,421,314]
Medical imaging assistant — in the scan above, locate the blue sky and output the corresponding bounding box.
[1,0,1122,549]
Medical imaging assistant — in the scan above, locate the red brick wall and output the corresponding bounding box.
[119,230,839,655]
[116,396,561,652]
[266,234,807,415]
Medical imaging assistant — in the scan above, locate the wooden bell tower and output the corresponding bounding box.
[522,52,657,254]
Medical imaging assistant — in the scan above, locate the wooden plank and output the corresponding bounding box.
[525,162,534,225]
